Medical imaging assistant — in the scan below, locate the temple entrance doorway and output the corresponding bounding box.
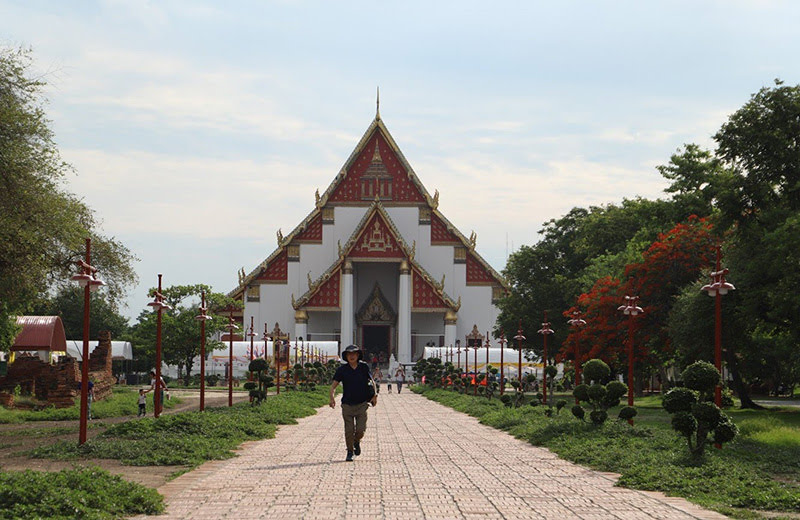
[362,325,390,366]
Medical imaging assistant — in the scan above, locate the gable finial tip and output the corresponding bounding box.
[376,86,381,120]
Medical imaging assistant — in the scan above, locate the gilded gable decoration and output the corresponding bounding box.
[277,228,284,245]
[287,244,300,262]
[246,285,259,302]
[356,283,396,325]
[419,206,431,224]
[322,207,335,224]
[454,246,467,263]
[360,219,396,253]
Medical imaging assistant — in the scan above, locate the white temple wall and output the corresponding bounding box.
[455,284,499,342]
[307,311,340,342]
[334,206,369,246]
[253,283,294,337]
[411,313,444,343]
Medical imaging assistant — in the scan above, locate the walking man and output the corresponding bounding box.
[329,345,377,462]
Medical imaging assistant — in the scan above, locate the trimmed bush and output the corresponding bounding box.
[662,361,737,456]
[618,406,638,421]
[582,359,610,384]
[571,405,585,421]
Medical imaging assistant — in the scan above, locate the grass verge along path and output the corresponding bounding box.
[414,386,800,520]
[29,388,329,468]
[0,387,180,424]
[0,467,163,519]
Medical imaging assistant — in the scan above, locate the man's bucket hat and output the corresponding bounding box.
[343,344,363,361]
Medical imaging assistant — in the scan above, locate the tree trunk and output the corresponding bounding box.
[725,346,764,410]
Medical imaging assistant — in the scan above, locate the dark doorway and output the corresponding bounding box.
[362,325,390,366]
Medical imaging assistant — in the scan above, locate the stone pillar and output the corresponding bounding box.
[340,260,354,347]
[294,309,308,342]
[397,260,412,364]
[444,310,458,349]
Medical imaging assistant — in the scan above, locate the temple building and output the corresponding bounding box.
[228,105,507,365]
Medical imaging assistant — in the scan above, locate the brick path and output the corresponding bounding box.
[136,391,727,519]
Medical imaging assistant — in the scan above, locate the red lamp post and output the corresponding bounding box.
[514,320,526,389]
[498,331,507,395]
[147,274,172,418]
[485,333,490,381]
[226,312,239,407]
[617,295,643,424]
[537,312,554,405]
[194,291,211,411]
[567,310,586,404]
[70,238,105,445]
[455,340,462,376]
[473,341,479,396]
[701,245,735,408]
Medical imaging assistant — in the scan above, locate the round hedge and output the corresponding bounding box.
[249,358,269,372]
[682,361,721,394]
[587,383,607,403]
[589,410,608,425]
[692,402,723,428]
[571,405,585,420]
[605,380,628,400]
[544,365,558,378]
[573,384,590,402]
[714,419,738,444]
[662,387,697,413]
[618,406,637,420]
[671,411,698,437]
[582,359,610,384]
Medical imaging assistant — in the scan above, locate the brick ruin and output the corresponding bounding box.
[0,330,115,408]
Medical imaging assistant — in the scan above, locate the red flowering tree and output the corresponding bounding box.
[561,217,716,384]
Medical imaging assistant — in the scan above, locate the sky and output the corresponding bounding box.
[3,1,800,322]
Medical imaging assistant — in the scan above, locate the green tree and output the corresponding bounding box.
[130,285,239,382]
[30,287,130,340]
[0,47,137,351]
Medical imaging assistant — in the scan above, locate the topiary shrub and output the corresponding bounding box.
[571,359,632,425]
[248,358,273,404]
[582,359,611,384]
[662,361,738,457]
[618,406,637,421]
[571,404,585,421]
[500,394,512,407]
[556,399,567,414]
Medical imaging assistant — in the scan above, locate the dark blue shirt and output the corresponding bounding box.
[333,361,373,405]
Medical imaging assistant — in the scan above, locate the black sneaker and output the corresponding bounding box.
[353,442,361,456]
[346,451,354,462]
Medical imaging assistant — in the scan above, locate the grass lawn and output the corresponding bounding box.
[0,467,163,520]
[414,386,800,520]
[29,387,329,468]
[0,387,180,424]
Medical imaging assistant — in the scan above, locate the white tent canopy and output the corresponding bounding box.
[162,341,340,379]
[422,346,563,379]
[64,340,133,361]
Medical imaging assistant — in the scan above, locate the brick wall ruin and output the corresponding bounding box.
[0,330,115,408]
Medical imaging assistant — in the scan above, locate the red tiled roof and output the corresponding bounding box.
[11,316,68,352]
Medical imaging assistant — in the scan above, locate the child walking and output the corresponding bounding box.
[137,389,147,417]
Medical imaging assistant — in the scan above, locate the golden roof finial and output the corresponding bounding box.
[376,86,380,120]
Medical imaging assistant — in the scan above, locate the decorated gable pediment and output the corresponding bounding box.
[430,212,461,245]
[329,132,426,205]
[255,249,288,283]
[466,252,496,286]
[412,269,449,310]
[294,212,323,243]
[304,269,341,309]
[356,283,396,324]
[346,206,409,259]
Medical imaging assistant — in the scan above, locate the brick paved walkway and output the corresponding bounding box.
[136,391,727,519]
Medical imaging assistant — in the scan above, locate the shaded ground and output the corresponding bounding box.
[0,389,250,488]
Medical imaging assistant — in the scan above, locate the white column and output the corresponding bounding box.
[294,309,308,342]
[340,260,354,346]
[397,260,412,363]
[444,310,457,349]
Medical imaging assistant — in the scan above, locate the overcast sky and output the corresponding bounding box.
[3,1,800,321]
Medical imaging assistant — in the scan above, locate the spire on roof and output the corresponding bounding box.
[376,86,381,120]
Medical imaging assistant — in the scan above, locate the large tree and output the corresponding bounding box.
[130,285,239,382]
[0,47,137,351]
[31,287,130,340]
